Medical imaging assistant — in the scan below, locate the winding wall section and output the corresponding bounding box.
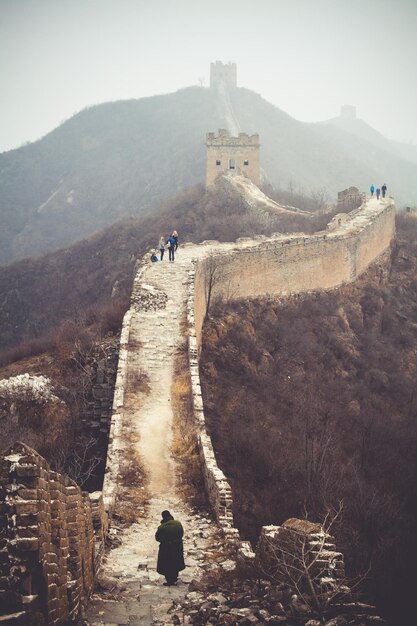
[104,196,395,542]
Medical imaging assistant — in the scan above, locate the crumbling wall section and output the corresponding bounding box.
[0,442,106,625]
[337,186,366,212]
[256,519,383,623]
[81,343,119,490]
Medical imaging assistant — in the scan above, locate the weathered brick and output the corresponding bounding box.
[13,503,39,516]
[15,466,40,479]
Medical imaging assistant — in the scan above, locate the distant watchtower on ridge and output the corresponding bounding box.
[205,129,260,187]
[340,105,356,119]
[210,61,237,90]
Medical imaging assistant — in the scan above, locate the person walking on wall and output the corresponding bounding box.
[172,230,179,251]
[376,187,381,200]
[155,510,185,586]
[381,183,387,198]
[166,234,176,262]
[370,184,375,197]
[158,236,165,261]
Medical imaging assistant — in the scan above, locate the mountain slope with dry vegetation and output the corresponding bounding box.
[200,215,417,624]
[0,181,332,362]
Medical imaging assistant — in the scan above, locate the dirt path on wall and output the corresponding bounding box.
[86,247,232,626]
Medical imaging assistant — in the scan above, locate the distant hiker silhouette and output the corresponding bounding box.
[376,188,381,200]
[370,184,375,197]
[381,183,387,198]
[155,510,185,585]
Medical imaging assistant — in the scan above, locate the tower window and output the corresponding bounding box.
[229,158,235,170]
[244,159,249,166]
[216,160,221,166]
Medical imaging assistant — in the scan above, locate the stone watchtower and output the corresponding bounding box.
[210,61,237,90]
[340,104,356,119]
[205,129,260,187]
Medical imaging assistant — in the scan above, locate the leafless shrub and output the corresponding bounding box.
[52,436,102,488]
[259,504,368,621]
[204,253,226,320]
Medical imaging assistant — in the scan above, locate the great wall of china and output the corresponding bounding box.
[0,187,395,624]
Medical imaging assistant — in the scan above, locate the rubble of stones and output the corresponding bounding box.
[171,577,384,626]
[131,285,168,312]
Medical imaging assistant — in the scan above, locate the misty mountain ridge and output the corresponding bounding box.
[1,84,416,265]
[321,109,417,166]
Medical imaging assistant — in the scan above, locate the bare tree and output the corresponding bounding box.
[52,436,102,488]
[257,504,369,621]
[204,253,225,320]
[311,187,329,211]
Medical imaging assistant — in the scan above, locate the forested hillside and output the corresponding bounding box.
[200,214,417,625]
[0,88,220,264]
[1,84,416,264]
[1,181,328,360]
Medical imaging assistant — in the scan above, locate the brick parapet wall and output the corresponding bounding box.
[185,263,254,561]
[0,442,106,625]
[193,199,395,350]
[101,308,133,514]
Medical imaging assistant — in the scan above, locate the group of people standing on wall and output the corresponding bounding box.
[151,230,179,263]
[370,183,387,200]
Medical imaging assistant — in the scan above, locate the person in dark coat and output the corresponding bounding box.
[381,183,387,198]
[166,235,176,262]
[172,230,179,251]
[155,510,185,585]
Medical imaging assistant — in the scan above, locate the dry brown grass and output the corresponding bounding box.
[115,428,150,524]
[171,335,208,510]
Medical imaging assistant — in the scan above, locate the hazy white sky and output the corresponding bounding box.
[1,0,416,153]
